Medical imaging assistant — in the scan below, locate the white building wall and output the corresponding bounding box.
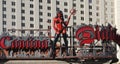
[15,0,22,36]
[84,0,89,25]
[0,0,3,35]
[5,0,13,32]
[115,0,120,34]
[24,0,32,36]
[105,0,115,27]
[34,0,39,36]
[0,0,116,37]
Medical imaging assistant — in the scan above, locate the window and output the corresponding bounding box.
[3,21,6,25]
[39,0,42,2]
[47,6,51,10]
[73,22,76,25]
[96,13,99,16]
[96,6,99,10]
[64,2,68,6]
[47,13,51,16]
[30,17,34,21]
[111,2,114,6]
[30,4,34,8]
[30,10,34,14]
[21,3,25,7]
[21,16,25,20]
[64,15,68,18]
[12,28,16,32]
[89,6,92,9]
[89,18,92,21]
[80,0,84,2]
[47,0,51,4]
[73,16,76,20]
[12,8,15,12]
[21,30,25,33]
[39,5,43,9]
[12,15,16,19]
[80,4,84,8]
[3,7,6,11]
[11,2,15,6]
[40,32,43,35]
[111,14,114,18]
[39,12,43,15]
[12,22,16,26]
[56,1,60,5]
[30,0,33,1]
[3,14,6,18]
[81,17,84,20]
[73,3,76,7]
[105,8,107,11]
[3,1,6,4]
[48,26,51,29]
[21,23,25,27]
[56,8,60,11]
[47,19,51,23]
[30,24,34,28]
[64,9,68,12]
[3,28,6,32]
[105,2,107,5]
[89,0,92,3]
[39,25,43,28]
[89,12,92,15]
[39,18,43,22]
[30,30,34,34]
[21,10,25,13]
[48,32,51,36]
[81,11,84,14]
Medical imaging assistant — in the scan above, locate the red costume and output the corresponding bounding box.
[53,12,71,34]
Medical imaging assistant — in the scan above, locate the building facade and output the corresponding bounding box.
[115,0,120,34]
[0,0,115,37]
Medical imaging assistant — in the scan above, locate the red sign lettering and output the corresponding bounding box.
[0,36,49,49]
[75,25,118,46]
[0,36,11,49]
